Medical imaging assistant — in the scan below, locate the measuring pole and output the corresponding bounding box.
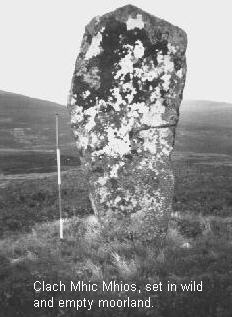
[56,113,63,239]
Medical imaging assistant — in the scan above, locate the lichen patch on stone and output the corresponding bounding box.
[126,14,144,30]
[85,30,104,60]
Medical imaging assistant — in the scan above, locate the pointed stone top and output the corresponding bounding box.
[85,4,187,52]
[109,4,147,15]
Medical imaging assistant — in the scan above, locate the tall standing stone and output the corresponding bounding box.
[68,5,187,241]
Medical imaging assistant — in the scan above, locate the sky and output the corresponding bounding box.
[1,0,232,104]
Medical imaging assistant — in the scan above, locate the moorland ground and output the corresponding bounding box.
[0,151,232,317]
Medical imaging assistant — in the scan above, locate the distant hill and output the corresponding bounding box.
[0,90,232,155]
[175,100,232,155]
[0,90,75,153]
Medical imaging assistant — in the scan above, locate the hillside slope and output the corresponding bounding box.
[175,100,232,154]
[0,90,74,152]
[0,91,78,174]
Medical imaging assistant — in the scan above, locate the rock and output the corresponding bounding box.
[68,5,187,242]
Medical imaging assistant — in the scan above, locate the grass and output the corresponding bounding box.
[0,215,231,317]
[0,153,232,316]
[0,167,91,238]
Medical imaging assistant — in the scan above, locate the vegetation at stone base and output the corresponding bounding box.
[0,216,232,317]
[0,154,232,316]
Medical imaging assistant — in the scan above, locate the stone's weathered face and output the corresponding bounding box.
[68,5,187,241]
[72,15,184,110]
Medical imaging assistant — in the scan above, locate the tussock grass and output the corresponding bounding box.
[0,212,232,317]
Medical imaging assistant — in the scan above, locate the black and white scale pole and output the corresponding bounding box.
[56,113,63,240]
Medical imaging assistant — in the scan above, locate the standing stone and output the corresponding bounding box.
[68,5,187,241]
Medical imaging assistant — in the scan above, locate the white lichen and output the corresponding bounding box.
[110,87,126,110]
[82,90,91,99]
[150,87,161,101]
[167,43,177,54]
[84,106,97,132]
[139,129,158,154]
[114,196,122,204]
[98,186,109,203]
[97,176,108,186]
[77,134,89,149]
[133,40,145,59]
[126,14,144,30]
[71,106,84,124]
[141,100,166,127]
[105,126,131,157]
[114,45,134,80]
[109,161,124,178]
[157,53,174,73]
[159,128,173,156]
[161,74,172,91]
[85,30,103,60]
[176,69,183,78]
